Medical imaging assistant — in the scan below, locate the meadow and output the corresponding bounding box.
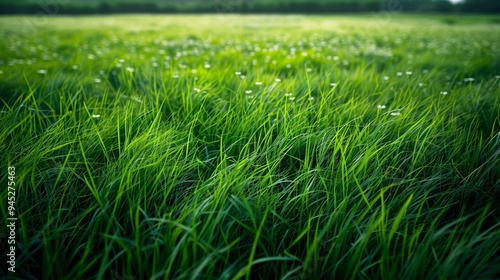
[0,15,499,279]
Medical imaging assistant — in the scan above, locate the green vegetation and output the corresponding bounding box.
[0,15,499,279]
[1,0,500,14]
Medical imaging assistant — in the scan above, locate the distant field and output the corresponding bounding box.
[0,15,499,279]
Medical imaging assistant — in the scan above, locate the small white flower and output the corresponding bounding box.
[204,64,211,69]
[330,83,337,87]
[245,90,253,94]
[440,91,448,95]
[306,68,312,72]
[397,72,403,76]
[286,64,291,68]
[289,97,296,101]
[72,65,78,70]
[191,69,197,74]
[95,78,101,83]
[119,59,125,63]
[495,75,500,79]
[255,82,262,85]
[37,69,47,74]
[464,77,475,82]
[88,54,95,60]
[285,93,293,97]
[235,71,241,75]
[377,105,386,109]
[275,78,281,82]
[194,88,201,92]
[92,114,100,118]
[116,63,122,68]
[383,76,389,81]
[390,112,401,116]
[240,75,246,79]
[308,97,315,101]
[406,71,412,75]
[173,74,179,79]
[126,67,134,73]
[333,56,339,61]
[418,83,425,87]
[247,95,254,99]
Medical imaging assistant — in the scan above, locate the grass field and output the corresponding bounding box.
[1,15,500,279]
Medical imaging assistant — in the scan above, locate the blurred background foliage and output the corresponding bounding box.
[0,0,498,14]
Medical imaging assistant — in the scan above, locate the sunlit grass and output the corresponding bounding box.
[0,15,499,279]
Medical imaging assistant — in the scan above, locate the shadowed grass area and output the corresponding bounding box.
[0,15,499,279]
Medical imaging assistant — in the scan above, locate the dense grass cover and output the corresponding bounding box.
[0,15,499,279]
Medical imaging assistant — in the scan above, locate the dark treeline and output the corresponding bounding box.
[0,0,499,15]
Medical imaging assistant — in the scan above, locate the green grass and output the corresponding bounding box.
[0,15,499,279]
